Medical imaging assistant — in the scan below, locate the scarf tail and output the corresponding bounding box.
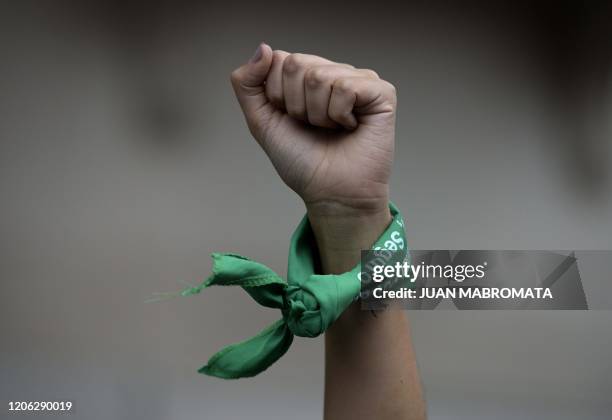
[199,318,294,379]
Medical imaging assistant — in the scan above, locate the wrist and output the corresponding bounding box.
[305,195,389,218]
[305,198,392,274]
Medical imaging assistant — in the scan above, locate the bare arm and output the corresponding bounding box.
[230,43,426,420]
[308,204,426,420]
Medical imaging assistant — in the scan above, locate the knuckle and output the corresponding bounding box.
[384,81,398,101]
[361,68,379,79]
[385,80,397,94]
[334,78,353,93]
[283,53,305,74]
[305,67,328,87]
[230,68,241,85]
[273,50,289,61]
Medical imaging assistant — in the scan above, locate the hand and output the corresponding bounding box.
[230,43,396,216]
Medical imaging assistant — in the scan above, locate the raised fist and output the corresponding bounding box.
[230,46,425,419]
[230,43,397,215]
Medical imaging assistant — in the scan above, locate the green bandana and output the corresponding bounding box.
[177,202,406,379]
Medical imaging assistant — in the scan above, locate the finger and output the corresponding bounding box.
[328,77,396,129]
[304,66,379,128]
[265,50,289,110]
[230,43,275,134]
[282,53,334,120]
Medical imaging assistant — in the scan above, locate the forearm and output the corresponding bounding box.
[307,201,427,420]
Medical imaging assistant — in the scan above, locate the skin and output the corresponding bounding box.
[230,43,426,420]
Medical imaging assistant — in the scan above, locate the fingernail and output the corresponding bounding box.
[250,43,263,63]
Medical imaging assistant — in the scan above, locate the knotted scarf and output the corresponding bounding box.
[178,202,406,379]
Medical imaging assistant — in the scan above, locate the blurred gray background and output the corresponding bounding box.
[1,1,611,419]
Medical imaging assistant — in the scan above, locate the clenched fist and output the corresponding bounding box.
[230,43,396,216]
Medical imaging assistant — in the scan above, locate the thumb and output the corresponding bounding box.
[230,43,274,134]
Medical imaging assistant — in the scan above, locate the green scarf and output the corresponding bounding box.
[178,202,406,379]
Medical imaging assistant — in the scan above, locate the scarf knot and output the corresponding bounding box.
[176,202,406,379]
[282,284,323,338]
